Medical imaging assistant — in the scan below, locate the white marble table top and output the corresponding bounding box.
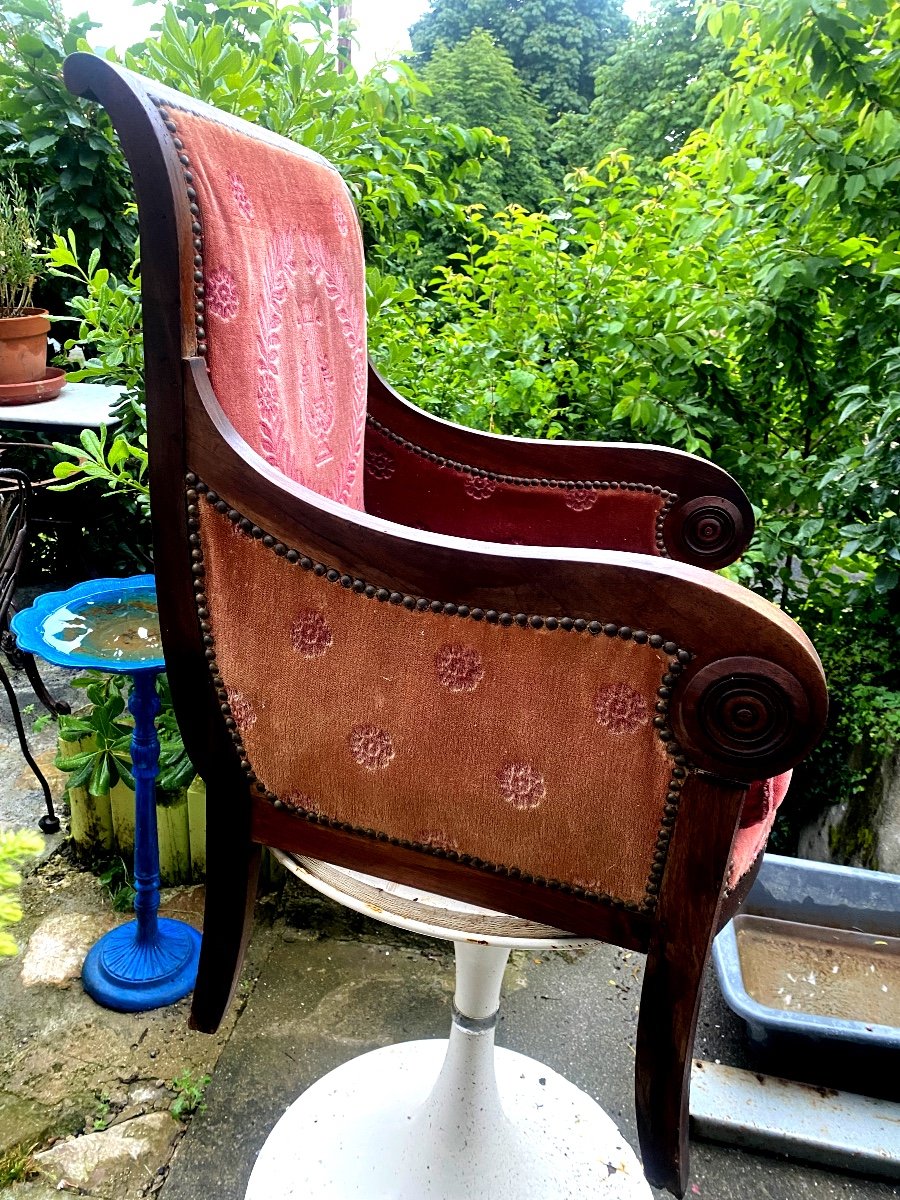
[0,380,124,429]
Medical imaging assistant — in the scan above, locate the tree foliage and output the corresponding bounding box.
[421,29,555,211]
[0,0,136,286]
[410,0,629,116]
[552,0,732,170]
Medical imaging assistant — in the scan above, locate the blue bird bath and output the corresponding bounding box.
[12,576,201,1012]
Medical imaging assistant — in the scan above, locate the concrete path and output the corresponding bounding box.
[159,876,898,1200]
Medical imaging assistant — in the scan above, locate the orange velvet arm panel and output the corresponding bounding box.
[365,366,754,569]
[197,500,683,914]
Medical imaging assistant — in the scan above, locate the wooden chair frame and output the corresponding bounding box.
[64,55,827,1197]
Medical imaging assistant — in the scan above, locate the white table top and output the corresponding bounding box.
[0,381,124,429]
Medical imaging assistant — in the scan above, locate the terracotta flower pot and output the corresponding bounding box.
[0,307,50,386]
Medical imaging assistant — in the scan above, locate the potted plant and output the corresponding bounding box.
[0,173,62,403]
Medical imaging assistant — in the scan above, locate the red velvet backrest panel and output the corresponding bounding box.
[167,106,367,509]
[365,421,670,550]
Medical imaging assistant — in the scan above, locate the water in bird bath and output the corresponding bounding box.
[41,592,160,664]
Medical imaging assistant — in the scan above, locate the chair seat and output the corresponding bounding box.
[275,851,588,948]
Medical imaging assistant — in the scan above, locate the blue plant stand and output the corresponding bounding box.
[12,576,201,1012]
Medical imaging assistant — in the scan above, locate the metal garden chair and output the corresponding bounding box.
[0,465,63,833]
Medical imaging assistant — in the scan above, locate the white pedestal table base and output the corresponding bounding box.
[246,1038,651,1200]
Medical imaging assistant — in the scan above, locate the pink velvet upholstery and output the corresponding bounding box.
[729,770,792,887]
[173,108,367,509]
[198,503,677,909]
[165,100,790,891]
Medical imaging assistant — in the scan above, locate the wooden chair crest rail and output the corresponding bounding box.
[63,54,827,1197]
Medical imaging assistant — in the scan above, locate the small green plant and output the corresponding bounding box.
[56,674,135,796]
[56,671,195,797]
[170,1070,211,1120]
[45,228,144,390]
[97,857,136,913]
[0,828,42,956]
[51,422,150,517]
[0,1143,34,1186]
[24,701,52,733]
[0,172,43,317]
[91,1091,112,1131]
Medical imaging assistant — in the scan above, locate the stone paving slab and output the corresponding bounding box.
[32,1111,180,1198]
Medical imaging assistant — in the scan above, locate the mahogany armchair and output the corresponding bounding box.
[64,55,827,1197]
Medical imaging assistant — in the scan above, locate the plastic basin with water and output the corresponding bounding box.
[713,853,900,1094]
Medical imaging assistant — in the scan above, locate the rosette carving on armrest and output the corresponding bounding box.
[671,655,820,781]
[661,496,750,570]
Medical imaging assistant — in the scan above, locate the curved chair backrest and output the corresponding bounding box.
[154,93,368,507]
[64,56,827,1197]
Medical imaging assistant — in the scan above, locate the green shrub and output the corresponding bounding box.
[0,829,42,957]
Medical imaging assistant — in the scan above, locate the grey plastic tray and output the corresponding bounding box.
[713,854,900,1072]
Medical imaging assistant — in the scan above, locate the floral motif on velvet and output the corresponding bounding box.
[364,448,395,481]
[464,475,497,501]
[349,724,395,770]
[170,107,367,510]
[226,688,257,731]
[497,762,546,810]
[227,169,255,220]
[256,230,299,476]
[593,682,649,733]
[332,195,349,237]
[297,296,337,468]
[298,230,367,506]
[565,487,598,513]
[435,644,485,693]
[206,265,239,321]
[290,609,333,658]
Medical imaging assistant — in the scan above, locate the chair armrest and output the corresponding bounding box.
[365,364,754,569]
[183,358,824,789]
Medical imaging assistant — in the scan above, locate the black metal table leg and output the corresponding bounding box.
[2,614,71,716]
[0,657,60,833]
